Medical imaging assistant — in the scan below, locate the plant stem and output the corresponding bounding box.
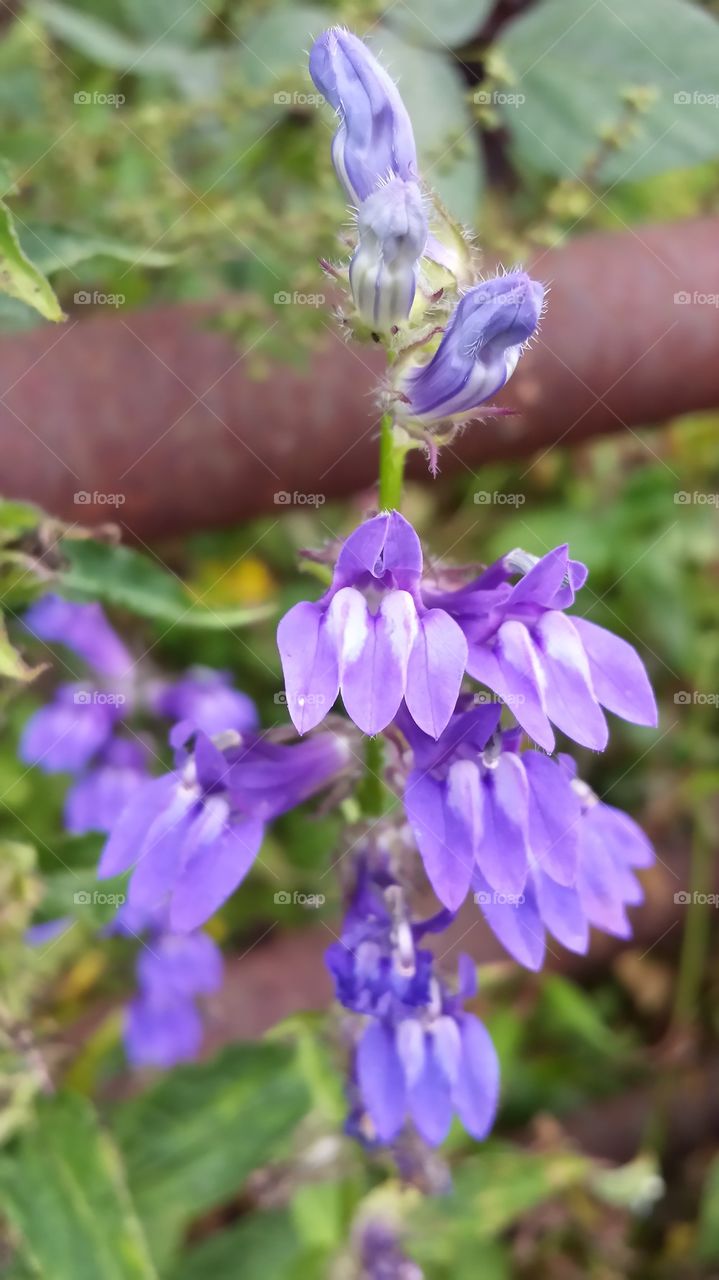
[357,734,389,818]
[672,811,712,1027]
[378,412,407,512]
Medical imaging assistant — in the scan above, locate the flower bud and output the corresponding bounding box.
[309,27,418,205]
[349,178,427,330]
[397,272,544,422]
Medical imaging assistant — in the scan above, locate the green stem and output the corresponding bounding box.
[672,812,713,1027]
[357,734,389,818]
[378,412,407,512]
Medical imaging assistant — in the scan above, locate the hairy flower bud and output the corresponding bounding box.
[309,27,418,205]
[349,178,427,329]
[398,272,545,422]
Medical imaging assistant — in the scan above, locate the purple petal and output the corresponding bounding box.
[64,762,147,835]
[19,695,115,773]
[24,594,132,678]
[508,545,569,609]
[523,751,580,886]
[395,1019,425,1087]
[468,621,555,753]
[407,1037,453,1146]
[572,618,657,728]
[128,808,195,916]
[534,871,589,954]
[475,871,545,970]
[356,1021,407,1142]
[452,1014,500,1140]
[475,753,529,896]
[405,609,467,739]
[169,816,265,932]
[577,818,635,937]
[589,801,655,869]
[98,775,178,878]
[404,766,476,912]
[533,612,608,750]
[432,1016,462,1086]
[332,588,416,735]
[124,995,202,1069]
[277,601,339,734]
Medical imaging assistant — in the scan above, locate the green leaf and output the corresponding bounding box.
[0,614,36,682]
[367,31,484,223]
[0,1093,158,1280]
[17,225,174,275]
[387,0,493,49]
[236,6,331,90]
[59,539,274,630]
[171,1210,301,1280]
[113,1042,308,1267]
[497,0,719,183]
[0,201,63,322]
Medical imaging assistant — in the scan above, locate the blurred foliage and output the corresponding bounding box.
[0,0,718,1277]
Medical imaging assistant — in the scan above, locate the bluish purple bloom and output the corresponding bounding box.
[19,683,122,773]
[401,702,581,912]
[358,1221,423,1280]
[98,728,351,933]
[309,27,418,207]
[64,739,149,835]
[148,666,258,742]
[397,273,544,423]
[425,543,657,753]
[349,177,427,329]
[123,928,223,1069]
[277,511,467,739]
[23,593,133,678]
[475,754,655,970]
[328,859,499,1147]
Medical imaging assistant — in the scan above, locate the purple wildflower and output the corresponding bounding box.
[396,273,544,424]
[475,754,655,970]
[401,702,581,912]
[425,544,657,752]
[309,27,418,207]
[19,683,121,773]
[123,928,223,1069]
[349,177,428,329]
[328,859,499,1147]
[64,739,149,835]
[148,666,259,741]
[98,728,351,933]
[358,1220,423,1280]
[277,511,467,739]
[23,593,133,678]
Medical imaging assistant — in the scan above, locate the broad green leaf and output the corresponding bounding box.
[171,1210,301,1280]
[113,1042,308,1267]
[59,539,274,631]
[0,201,63,322]
[497,0,719,184]
[18,225,174,275]
[387,0,493,48]
[367,31,484,223]
[237,6,333,90]
[118,0,221,46]
[0,1093,158,1280]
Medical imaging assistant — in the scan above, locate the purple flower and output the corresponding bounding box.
[402,702,582,912]
[23,594,133,678]
[309,27,418,207]
[149,666,259,741]
[19,684,121,773]
[475,757,654,970]
[426,544,657,753]
[98,728,350,932]
[349,177,427,329]
[397,273,544,423]
[64,739,149,834]
[124,929,223,1069]
[329,859,499,1147]
[277,511,467,739]
[358,1221,423,1280]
